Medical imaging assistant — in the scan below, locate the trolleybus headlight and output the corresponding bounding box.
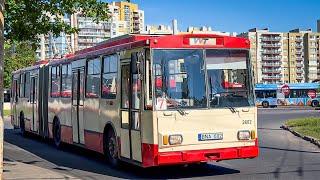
[238,130,251,140]
[169,134,183,145]
[250,130,256,139]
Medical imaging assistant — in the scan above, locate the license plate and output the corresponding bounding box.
[198,133,223,141]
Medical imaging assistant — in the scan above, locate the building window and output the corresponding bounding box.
[51,66,61,97]
[102,54,118,99]
[61,64,72,98]
[86,58,101,98]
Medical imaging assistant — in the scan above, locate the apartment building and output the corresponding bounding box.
[37,1,144,60]
[145,25,173,34]
[240,28,320,84]
[239,28,286,84]
[115,1,144,34]
[186,26,237,36]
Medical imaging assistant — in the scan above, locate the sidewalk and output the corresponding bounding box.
[3,116,78,180]
[4,160,77,180]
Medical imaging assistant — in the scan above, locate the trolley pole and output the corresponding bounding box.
[0,0,5,179]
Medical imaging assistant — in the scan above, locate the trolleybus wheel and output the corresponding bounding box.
[262,101,269,108]
[104,129,120,168]
[53,119,62,148]
[20,112,25,136]
[311,100,319,107]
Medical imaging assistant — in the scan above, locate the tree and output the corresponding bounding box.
[0,0,110,177]
[0,0,4,178]
[5,0,110,44]
[4,41,36,88]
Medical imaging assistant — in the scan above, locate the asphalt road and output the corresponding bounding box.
[4,109,320,180]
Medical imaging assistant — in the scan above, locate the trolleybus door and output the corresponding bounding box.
[72,69,85,144]
[120,57,142,162]
[30,76,38,132]
[12,80,18,126]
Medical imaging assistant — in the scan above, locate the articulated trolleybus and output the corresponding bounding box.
[11,34,258,167]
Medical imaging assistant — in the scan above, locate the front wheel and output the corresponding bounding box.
[311,100,319,107]
[262,101,269,108]
[104,129,120,168]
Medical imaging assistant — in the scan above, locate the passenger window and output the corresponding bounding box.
[102,55,118,99]
[51,66,60,97]
[86,58,101,98]
[61,64,72,98]
[19,74,24,98]
[121,65,130,108]
[25,72,30,98]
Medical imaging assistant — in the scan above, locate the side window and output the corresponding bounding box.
[86,58,101,98]
[25,72,30,98]
[61,64,72,98]
[121,65,130,108]
[255,91,264,98]
[102,55,118,99]
[51,66,61,97]
[19,74,25,98]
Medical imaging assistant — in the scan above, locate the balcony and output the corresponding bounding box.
[296,75,304,79]
[262,69,281,73]
[295,51,303,55]
[262,50,282,54]
[296,69,304,74]
[295,44,303,48]
[133,13,139,19]
[295,37,303,42]
[262,56,282,61]
[262,63,282,67]
[296,57,303,61]
[262,75,282,80]
[261,37,281,41]
[296,63,303,67]
[261,44,282,48]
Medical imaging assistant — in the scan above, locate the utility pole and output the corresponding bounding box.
[0,0,4,179]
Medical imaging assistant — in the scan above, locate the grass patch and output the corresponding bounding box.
[285,117,320,140]
[3,109,11,117]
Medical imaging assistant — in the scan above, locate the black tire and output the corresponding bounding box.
[104,129,120,168]
[20,113,26,136]
[262,101,269,108]
[311,100,319,107]
[53,119,62,148]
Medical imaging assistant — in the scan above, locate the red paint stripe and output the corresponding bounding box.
[84,130,103,153]
[61,125,73,144]
[142,139,259,167]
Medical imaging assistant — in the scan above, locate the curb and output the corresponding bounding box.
[281,125,320,148]
[258,107,318,110]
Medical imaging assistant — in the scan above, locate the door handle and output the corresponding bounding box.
[163,112,173,116]
[242,108,250,112]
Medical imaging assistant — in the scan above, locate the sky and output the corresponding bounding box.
[107,0,320,33]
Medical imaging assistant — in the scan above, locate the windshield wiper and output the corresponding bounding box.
[228,106,239,113]
[167,98,189,115]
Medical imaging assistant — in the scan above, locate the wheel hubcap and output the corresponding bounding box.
[108,137,117,159]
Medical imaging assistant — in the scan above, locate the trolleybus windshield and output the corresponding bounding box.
[153,49,254,110]
[206,49,254,108]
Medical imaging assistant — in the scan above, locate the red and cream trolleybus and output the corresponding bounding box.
[11,33,258,167]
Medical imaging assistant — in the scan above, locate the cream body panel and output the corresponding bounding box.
[157,107,257,152]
